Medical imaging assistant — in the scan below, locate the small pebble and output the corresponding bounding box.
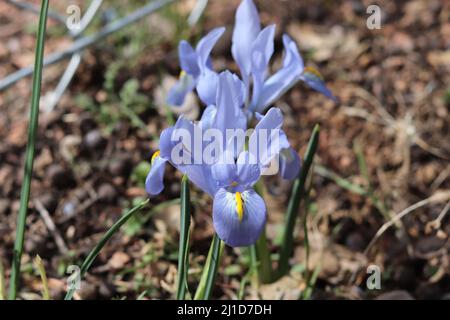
[345,231,366,252]
[83,129,106,151]
[0,199,10,215]
[47,165,76,189]
[108,155,133,177]
[375,290,414,300]
[38,192,58,213]
[97,183,118,203]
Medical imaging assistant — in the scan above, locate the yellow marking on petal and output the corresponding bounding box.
[151,150,160,164]
[235,192,244,222]
[304,66,323,80]
[231,181,239,187]
[179,70,186,78]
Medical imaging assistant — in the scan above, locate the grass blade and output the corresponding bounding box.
[301,265,321,300]
[0,258,5,300]
[34,255,50,300]
[8,0,49,300]
[301,171,314,293]
[176,175,191,299]
[194,234,224,300]
[64,199,150,300]
[314,165,366,195]
[277,124,320,278]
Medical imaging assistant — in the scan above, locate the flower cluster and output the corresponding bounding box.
[146,0,334,247]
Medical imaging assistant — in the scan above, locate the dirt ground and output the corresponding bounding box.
[0,0,449,300]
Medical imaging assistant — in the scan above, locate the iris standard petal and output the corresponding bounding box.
[253,34,304,113]
[300,66,337,101]
[214,71,247,132]
[178,164,217,196]
[213,72,248,158]
[251,25,276,75]
[200,105,218,130]
[236,151,260,187]
[249,108,290,167]
[166,72,197,106]
[196,27,226,72]
[250,25,276,108]
[211,161,237,188]
[279,147,301,180]
[213,188,266,247]
[196,69,219,106]
[179,40,200,77]
[145,156,167,195]
[159,126,175,158]
[232,0,261,81]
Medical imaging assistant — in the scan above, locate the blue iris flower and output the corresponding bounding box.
[150,0,338,247]
[147,71,298,247]
[167,27,225,107]
[232,0,337,113]
[168,0,335,112]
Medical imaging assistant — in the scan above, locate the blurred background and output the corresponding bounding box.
[0,0,449,300]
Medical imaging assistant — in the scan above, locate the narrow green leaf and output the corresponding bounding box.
[277,124,320,278]
[314,165,367,195]
[8,0,49,300]
[301,174,314,291]
[34,255,50,300]
[194,234,223,300]
[353,142,390,219]
[253,230,272,283]
[301,265,321,300]
[64,199,150,300]
[176,175,191,299]
[353,141,370,188]
[252,181,272,284]
[0,258,5,300]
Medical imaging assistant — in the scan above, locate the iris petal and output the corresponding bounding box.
[178,164,217,196]
[159,127,175,159]
[179,40,200,77]
[251,25,276,108]
[196,27,226,72]
[196,69,219,106]
[279,147,301,180]
[300,68,337,101]
[200,105,218,130]
[232,0,261,85]
[248,108,291,171]
[253,35,304,113]
[214,71,248,157]
[213,188,266,247]
[211,162,237,188]
[145,156,167,195]
[236,151,260,187]
[166,72,196,106]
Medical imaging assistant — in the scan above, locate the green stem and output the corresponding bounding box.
[302,180,313,288]
[0,258,5,300]
[253,230,272,283]
[176,175,191,299]
[8,0,49,300]
[64,199,150,300]
[194,234,224,300]
[252,181,272,284]
[277,124,320,279]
